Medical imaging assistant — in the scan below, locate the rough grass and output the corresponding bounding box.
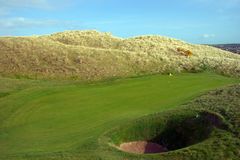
[105,110,226,147]
[0,30,239,80]
[99,85,240,160]
[0,72,239,160]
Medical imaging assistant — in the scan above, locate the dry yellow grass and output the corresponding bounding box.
[0,30,239,80]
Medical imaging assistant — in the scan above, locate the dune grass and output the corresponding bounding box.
[0,72,239,160]
[0,30,240,80]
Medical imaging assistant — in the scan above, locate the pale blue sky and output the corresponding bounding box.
[0,0,240,44]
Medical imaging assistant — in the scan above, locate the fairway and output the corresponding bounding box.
[0,72,239,159]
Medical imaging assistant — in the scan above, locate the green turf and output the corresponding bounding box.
[0,72,239,159]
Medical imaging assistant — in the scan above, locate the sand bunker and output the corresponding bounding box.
[119,141,168,154]
[107,111,226,155]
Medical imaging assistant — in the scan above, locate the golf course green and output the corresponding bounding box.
[0,72,239,160]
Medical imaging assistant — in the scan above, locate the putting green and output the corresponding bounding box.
[0,72,239,159]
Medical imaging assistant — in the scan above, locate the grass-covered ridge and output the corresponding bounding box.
[0,30,239,80]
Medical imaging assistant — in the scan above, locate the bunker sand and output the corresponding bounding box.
[119,141,167,154]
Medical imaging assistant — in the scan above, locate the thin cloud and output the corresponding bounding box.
[0,17,63,28]
[0,0,73,14]
[0,0,51,9]
[202,34,216,38]
[0,17,83,36]
[0,8,10,16]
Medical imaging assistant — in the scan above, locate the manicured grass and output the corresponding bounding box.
[0,72,239,159]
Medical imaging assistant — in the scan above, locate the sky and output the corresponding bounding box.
[0,0,240,44]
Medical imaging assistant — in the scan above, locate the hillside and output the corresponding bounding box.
[0,30,240,80]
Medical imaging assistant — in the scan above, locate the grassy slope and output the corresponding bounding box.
[100,85,240,160]
[0,72,239,159]
[0,30,240,80]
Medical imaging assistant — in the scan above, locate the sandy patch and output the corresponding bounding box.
[119,141,168,154]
